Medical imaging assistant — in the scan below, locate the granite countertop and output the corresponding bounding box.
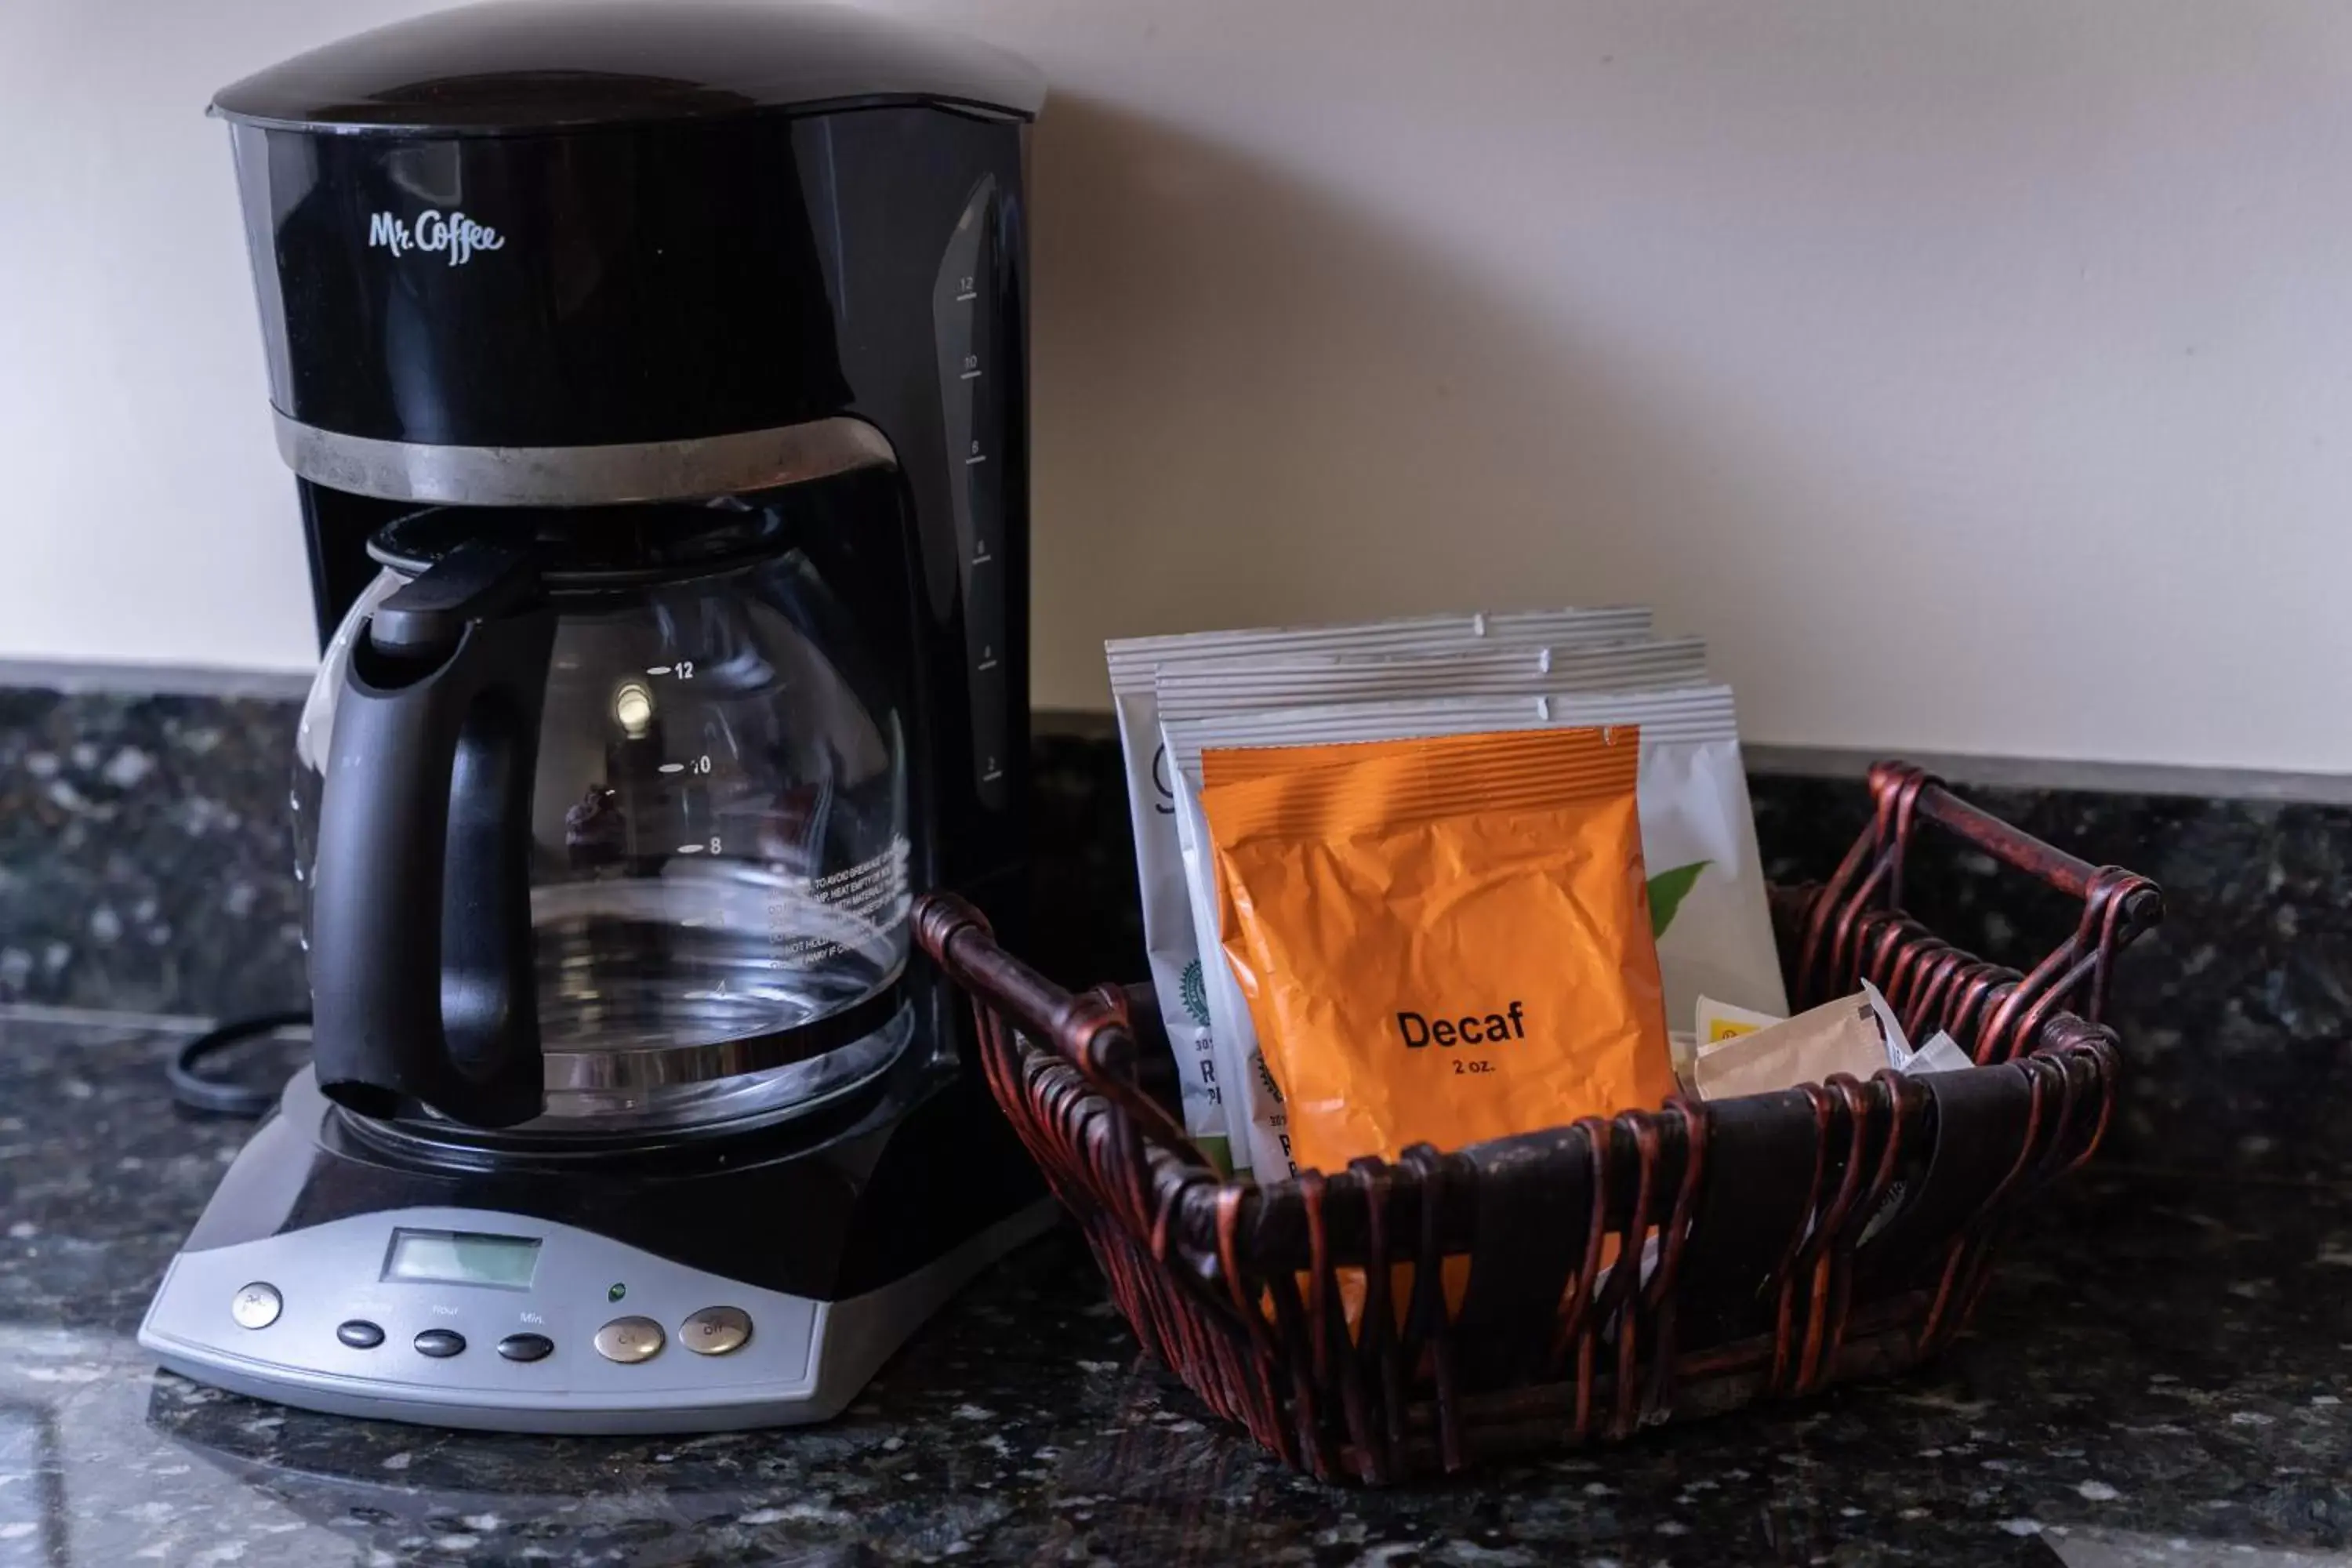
[4,1011,2350,1568]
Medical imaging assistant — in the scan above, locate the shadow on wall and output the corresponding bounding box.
[1024,93,1828,706]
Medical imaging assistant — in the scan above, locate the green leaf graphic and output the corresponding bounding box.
[1179,959,1212,1028]
[1648,860,1711,939]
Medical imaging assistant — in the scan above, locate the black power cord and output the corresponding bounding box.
[167,1010,311,1118]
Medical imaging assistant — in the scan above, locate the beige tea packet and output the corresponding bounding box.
[1690,994,1889,1100]
[1691,979,1974,1100]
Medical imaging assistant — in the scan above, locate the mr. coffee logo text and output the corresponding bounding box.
[366,209,505,267]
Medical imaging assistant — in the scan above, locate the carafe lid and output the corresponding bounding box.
[210,0,1045,135]
[368,504,789,590]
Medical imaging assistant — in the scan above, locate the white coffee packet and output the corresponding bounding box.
[1860,979,1973,1074]
[1152,635,1708,715]
[1900,1032,1976,1073]
[1104,608,1651,1170]
[1156,638,1708,1174]
[1165,683,1784,1178]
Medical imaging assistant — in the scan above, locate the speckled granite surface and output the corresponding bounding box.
[3,1013,2350,1566]
[0,687,305,1019]
[1750,778,2352,1185]
[8,685,2352,1563]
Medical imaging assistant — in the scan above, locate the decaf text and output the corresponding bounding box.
[1397,1003,1527,1048]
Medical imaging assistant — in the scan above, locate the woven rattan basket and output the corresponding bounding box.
[914,762,2161,1484]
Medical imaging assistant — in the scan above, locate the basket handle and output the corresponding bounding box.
[1796,763,2161,1062]
[913,891,1203,1160]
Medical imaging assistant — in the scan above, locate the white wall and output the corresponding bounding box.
[4,0,2349,771]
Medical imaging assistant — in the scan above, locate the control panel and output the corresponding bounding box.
[932,175,1011,811]
[140,1207,827,1427]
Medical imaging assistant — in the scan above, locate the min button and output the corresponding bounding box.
[593,1316,663,1364]
[679,1306,752,1356]
[497,1333,554,1363]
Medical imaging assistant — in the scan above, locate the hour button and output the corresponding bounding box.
[230,1283,281,1330]
[681,1306,752,1356]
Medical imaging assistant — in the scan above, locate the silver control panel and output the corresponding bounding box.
[140,1206,828,1428]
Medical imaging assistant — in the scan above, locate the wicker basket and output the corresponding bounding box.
[913,762,2161,1484]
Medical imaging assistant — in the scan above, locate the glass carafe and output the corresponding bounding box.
[293,507,913,1134]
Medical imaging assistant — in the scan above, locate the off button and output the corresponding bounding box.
[593,1316,663,1364]
[681,1306,752,1356]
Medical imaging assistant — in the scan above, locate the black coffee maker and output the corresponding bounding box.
[140,1,1051,1432]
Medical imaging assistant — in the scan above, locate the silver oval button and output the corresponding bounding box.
[230,1282,281,1330]
[680,1306,752,1357]
[593,1316,664,1364]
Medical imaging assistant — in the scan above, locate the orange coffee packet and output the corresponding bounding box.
[1199,726,1675,1174]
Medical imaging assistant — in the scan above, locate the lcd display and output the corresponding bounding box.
[381,1229,542,1290]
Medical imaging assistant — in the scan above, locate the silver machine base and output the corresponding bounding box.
[138,1068,1057,1433]
[141,1203,1055,1434]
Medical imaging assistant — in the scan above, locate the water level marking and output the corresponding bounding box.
[658,762,685,774]
[644,665,673,676]
[676,843,706,855]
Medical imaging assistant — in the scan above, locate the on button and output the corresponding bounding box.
[594,1316,663,1364]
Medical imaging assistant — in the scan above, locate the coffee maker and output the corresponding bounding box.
[139,1,1051,1432]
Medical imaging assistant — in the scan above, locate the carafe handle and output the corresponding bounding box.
[309,540,556,1127]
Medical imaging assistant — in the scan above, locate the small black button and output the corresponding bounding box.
[336,1319,384,1349]
[497,1333,554,1363]
[412,1328,466,1359]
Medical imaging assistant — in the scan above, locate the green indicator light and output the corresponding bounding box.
[608,1283,626,1303]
